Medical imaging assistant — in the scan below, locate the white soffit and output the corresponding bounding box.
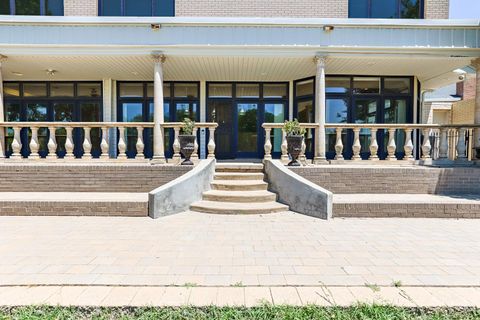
[1,55,473,86]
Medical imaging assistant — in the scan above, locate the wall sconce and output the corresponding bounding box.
[151,24,161,31]
[323,25,335,32]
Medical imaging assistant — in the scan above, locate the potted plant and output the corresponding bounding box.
[283,119,306,166]
[179,118,196,165]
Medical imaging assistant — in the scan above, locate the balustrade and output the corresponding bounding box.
[262,123,479,165]
[0,121,217,164]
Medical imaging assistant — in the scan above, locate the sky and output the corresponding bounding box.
[449,0,480,18]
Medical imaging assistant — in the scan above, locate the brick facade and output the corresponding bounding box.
[451,99,475,124]
[175,0,348,18]
[64,0,97,16]
[424,0,449,19]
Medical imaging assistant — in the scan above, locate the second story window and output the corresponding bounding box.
[99,0,174,16]
[1,0,64,15]
[349,0,423,19]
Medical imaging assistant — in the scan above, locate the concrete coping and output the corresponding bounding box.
[148,159,216,219]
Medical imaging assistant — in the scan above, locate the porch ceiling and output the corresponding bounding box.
[1,54,473,89]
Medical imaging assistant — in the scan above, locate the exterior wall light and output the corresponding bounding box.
[151,24,161,31]
[323,25,334,32]
[46,69,57,76]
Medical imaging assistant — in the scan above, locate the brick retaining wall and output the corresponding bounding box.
[0,164,191,193]
[290,166,480,195]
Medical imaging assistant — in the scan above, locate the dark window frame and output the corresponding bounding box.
[7,0,64,16]
[348,0,424,19]
[98,0,175,16]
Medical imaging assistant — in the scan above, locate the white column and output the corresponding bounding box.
[314,55,327,163]
[152,53,166,164]
[288,81,294,121]
[199,80,207,159]
[473,58,480,159]
[0,55,7,158]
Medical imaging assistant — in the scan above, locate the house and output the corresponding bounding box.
[0,0,479,219]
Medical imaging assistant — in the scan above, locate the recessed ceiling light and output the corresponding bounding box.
[11,71,23,76]
[46,69,57,76]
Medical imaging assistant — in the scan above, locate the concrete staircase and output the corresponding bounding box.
[190,163,289,214]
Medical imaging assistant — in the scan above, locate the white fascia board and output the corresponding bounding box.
[0,15,479,28]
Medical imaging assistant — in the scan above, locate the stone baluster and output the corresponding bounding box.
[334,128,344,160]
[64,127,75,159]
[47,126,57,160]
[438,128,448,160]
[207,126,216,158]
[421,128,432,160]
[299,136,307,165]
[172,127,181,164]
[368,128,379,160]
[387,128,397,161]
[28,127,40,159]
[192,127,199,161]
[280,129,288,164]
[264,127,272,160]
[82,127,92,159]
[11,126,22,159]
[135,126,145,160]
[100,127,109,159]
[352,128,361,160]
[456,128,467,160]
[403,128,414,161]
[117,127,127,160]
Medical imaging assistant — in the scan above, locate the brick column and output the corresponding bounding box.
[473,58,480,159]
[0,55,6,158]
[151,53,166,164]
[313,55,327,164]
[64,0,98,16]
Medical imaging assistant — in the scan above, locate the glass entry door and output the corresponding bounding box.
[236,102,258,157]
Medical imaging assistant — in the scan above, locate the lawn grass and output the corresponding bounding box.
[0,305,479,320]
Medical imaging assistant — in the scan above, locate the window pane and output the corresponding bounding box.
[53,103,74,154]
[400,0,421,18]
[237,103,258,153]
[23,83,47,97]
[349,0,369,18]
[174,83,198,98]
[77,83,102,97]
[236,84,259,98]
[5,103,20,155]
[147,83,171,98]
[326,98,348,154]
[80,102,101,122]
[122,102,143,122]
[384,78,410,94]
[153,0,174,16]
[295,79,314,97]
[50,83,74,97]
[0,0,10,14]
[15,0,41,15]
[119,83,144,98]
[125,0,152,16]
[384,99,408,153]
[175,103,197,121]
[371,0,398,18]
[208,83,232,98]
[26,103,48,121]
[263,83,287,99]
[101,0,121,16]
[297,99,314,154]
[353,77,380,94]
[3,83,20,97]
[326,77,350,94]
[353,99,377,154]
[45,0,63,15]
[265,103,286,152]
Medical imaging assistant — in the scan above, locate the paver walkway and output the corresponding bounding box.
[1,212,480,306]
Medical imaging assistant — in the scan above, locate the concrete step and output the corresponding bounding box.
[214,172,265,180]
[215,163,264,173]
[333,193,480,219]
[202,189,277,203]
[0,192,148,217]
[190,200,289,215]
[211,180,268,191]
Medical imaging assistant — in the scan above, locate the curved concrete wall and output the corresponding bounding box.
[264,160,332,220]
[149,159,216,218]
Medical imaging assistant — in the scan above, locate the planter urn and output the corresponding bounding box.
[286,135,303,166]
[476,148,480,160]
[179,135,196,165]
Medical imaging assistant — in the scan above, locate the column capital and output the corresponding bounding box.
[313,55,327,67]
[0,54,7,63]
[151,52,166,64]
[472,58,480,69]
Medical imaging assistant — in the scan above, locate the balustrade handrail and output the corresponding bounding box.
[0,121,218,129]
[262,123,319,129]
[262,122,480,129]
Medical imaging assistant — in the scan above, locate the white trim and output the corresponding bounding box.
[0,16,478,28]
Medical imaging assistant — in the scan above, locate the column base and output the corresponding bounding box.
[150,156,166,165]
[313,157,328,165]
